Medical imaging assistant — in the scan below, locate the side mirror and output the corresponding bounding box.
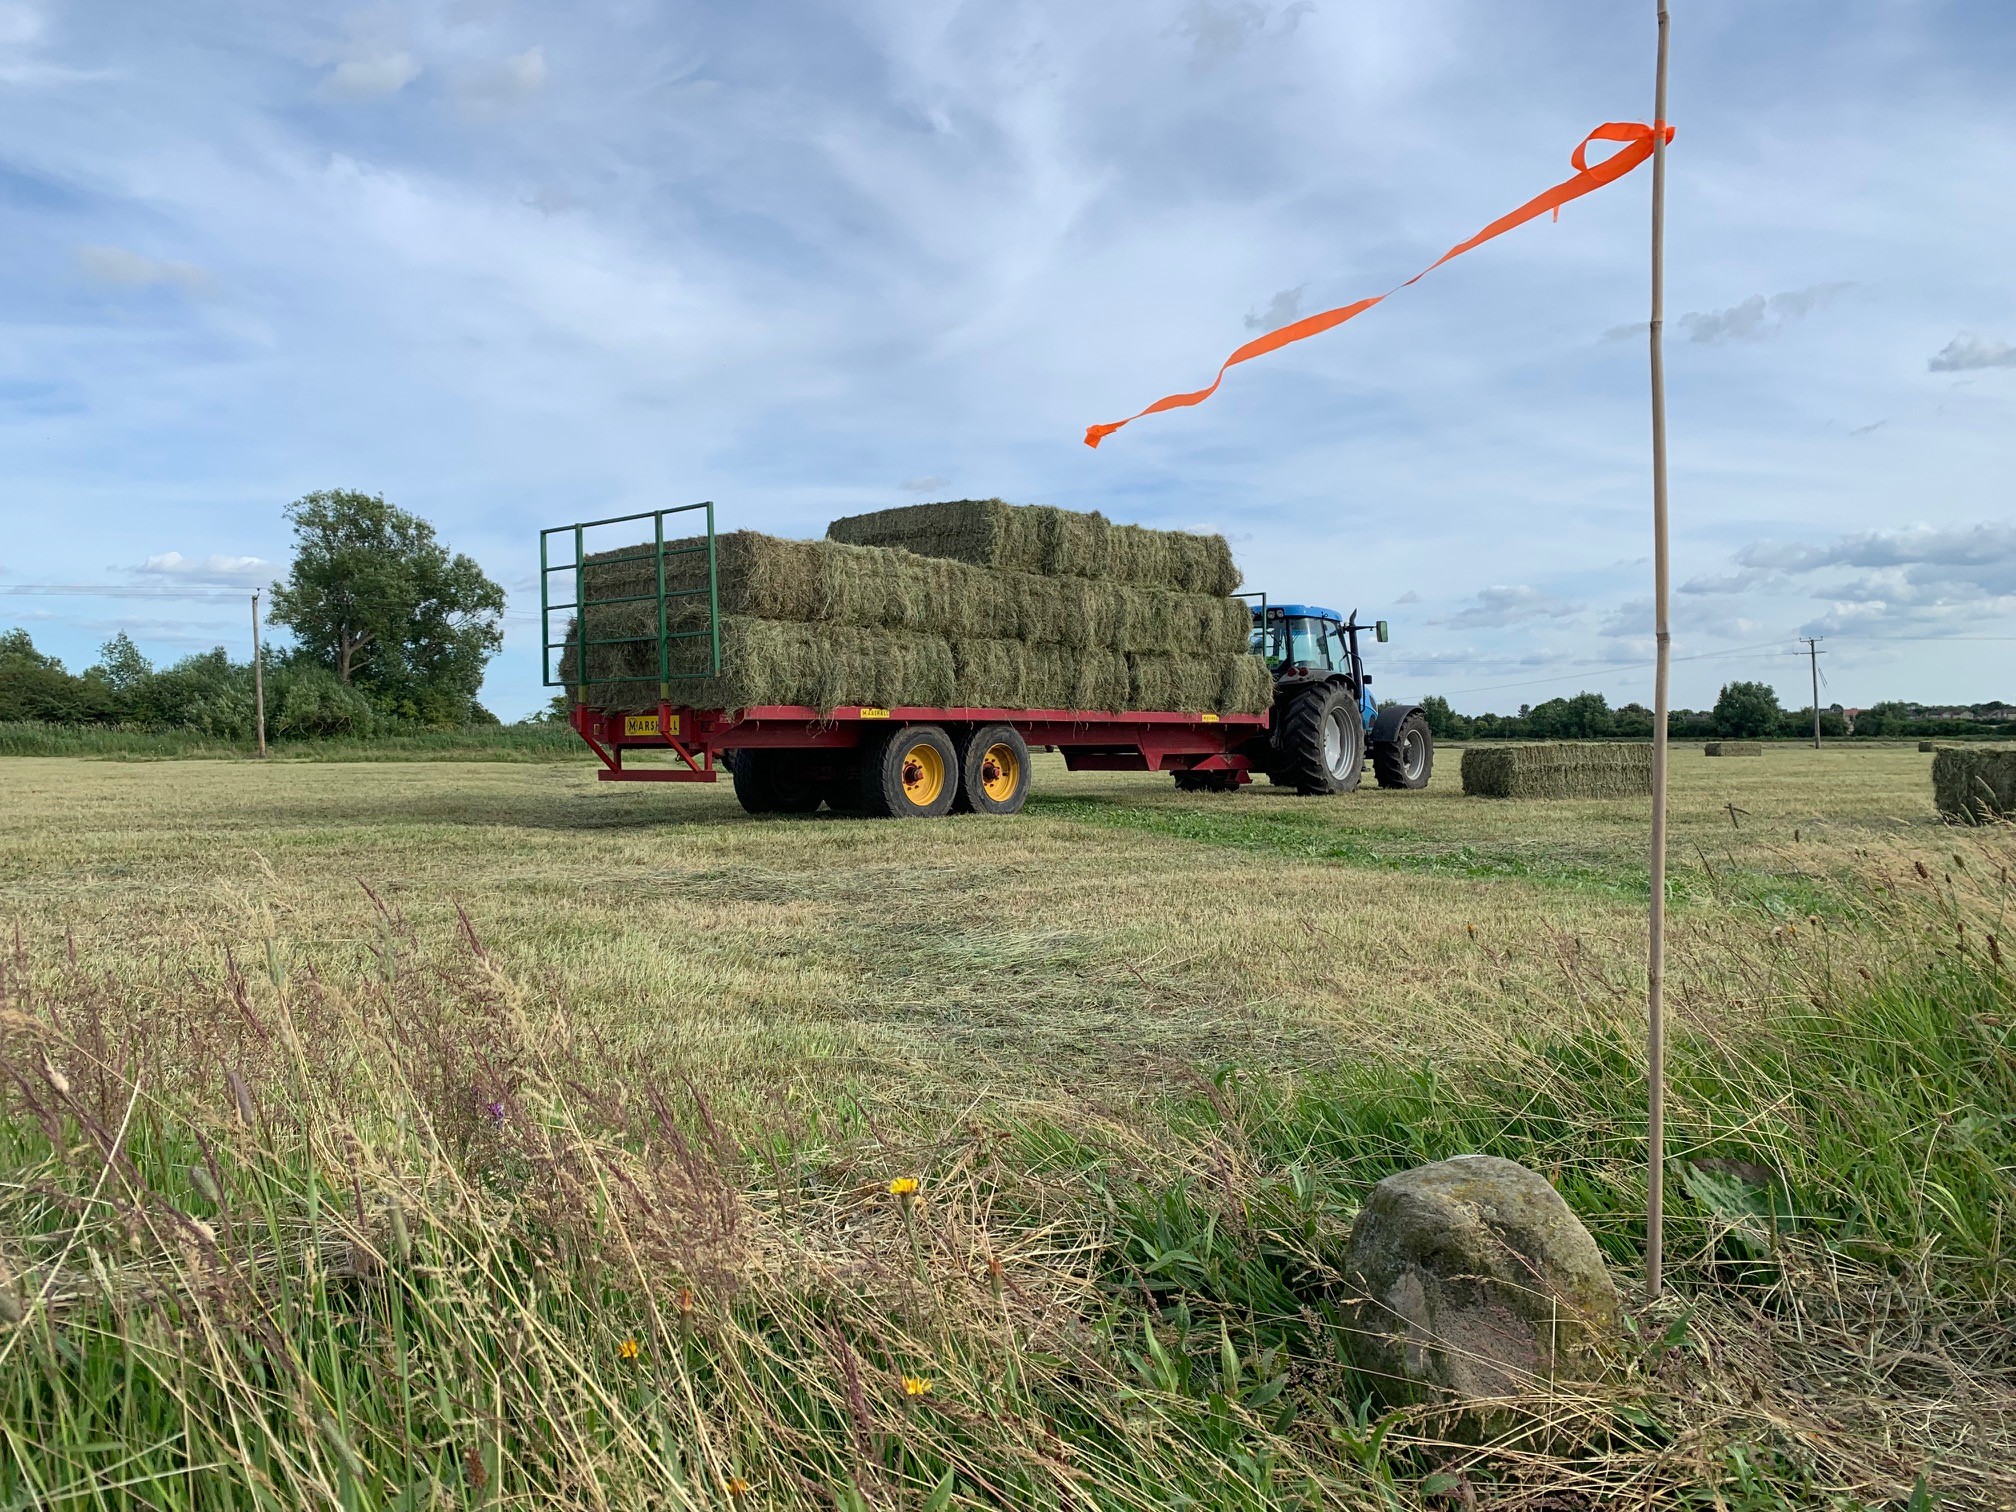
[1375,620,1390,643]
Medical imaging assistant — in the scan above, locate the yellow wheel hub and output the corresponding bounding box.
[900,742,947,808]
[978,743,1020,803]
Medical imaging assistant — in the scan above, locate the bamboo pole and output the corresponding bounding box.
[252,590,268,760]
[1645,0,1673,1300]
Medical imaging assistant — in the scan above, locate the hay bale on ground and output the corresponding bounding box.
[1932,747,2016,824]
[1704,741,1763,757]
[826,499,1241,596]
[1919,741,1937,753]
[1462,744,1653,799]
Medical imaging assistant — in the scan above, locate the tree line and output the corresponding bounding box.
[1416,682,2016,742]
[0,491,506,739]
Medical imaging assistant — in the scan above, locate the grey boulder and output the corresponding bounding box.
[1341,1154,1622,1438]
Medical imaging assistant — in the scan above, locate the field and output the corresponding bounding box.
[2,744,2012,1508]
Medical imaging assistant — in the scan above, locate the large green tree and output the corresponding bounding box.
[1713,679,1782,738]
[268,491,505,724]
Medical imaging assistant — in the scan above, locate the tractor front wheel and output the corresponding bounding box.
[1372,711,1435,790]
[1273,684,1364,795]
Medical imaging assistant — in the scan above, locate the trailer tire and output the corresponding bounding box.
[858,724,959,818]
[1274,683,1364,795]
[954,725,1030,815]
[1372,711,1434,790]
[731,750,823,815]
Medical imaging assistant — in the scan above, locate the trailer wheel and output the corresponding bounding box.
[731,750,823,815]
[954,725,1030,815]
[859,725,959,818]
[1173,770,1240,793]
[1372,711,1434,790]
[1274,683,1364,795]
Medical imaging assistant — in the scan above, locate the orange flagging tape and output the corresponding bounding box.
[1084,120,1675,448]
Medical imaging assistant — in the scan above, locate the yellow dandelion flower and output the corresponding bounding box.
[887,1176,920,1198]
[902,1375,933,1397]
[617,1336,641,1361]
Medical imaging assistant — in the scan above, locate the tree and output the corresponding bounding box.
[1526,691,1614,740]
[93,632,153,693]
[268,491,505,725]
[1712,680,1781,738]
[1418,694,1472,740]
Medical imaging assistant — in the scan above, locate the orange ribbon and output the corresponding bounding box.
[1084,121,1675,448]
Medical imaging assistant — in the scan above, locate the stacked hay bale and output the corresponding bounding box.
[1932,747,2016,824]
[1704,741,1763,757]
[563,501,1268,716]
[1462,744,1653,799]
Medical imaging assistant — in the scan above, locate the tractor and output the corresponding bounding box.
[1175,602,1434,795]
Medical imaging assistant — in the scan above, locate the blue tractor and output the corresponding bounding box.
[1177,602,1433,795]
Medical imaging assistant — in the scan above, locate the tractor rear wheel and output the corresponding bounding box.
[1373,711,1435,790]
[1273,684,1364,795]
[732,750,824,815]
[954,725,1031,815]
[857,724,960,818]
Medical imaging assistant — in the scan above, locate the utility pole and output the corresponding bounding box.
[1802,636,1823,749]
[1644,0,1673,1302]
[252,591,268,759]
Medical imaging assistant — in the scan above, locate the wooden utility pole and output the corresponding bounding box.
[252,590,268,759]
[1645,0,1673,1301]
[1803,636,1823,748]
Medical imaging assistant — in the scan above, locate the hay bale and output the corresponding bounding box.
[1932,747,2016,824]
[1919,741,1937,753]
[1126,652,1274,715]
[825,499,1241,595]
[577,533,1249,654]
[1704,741,1763,757]
[1462,743,1653,799]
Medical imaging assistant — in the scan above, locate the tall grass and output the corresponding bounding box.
[0,721,582,762]
[1,839,2012,1507]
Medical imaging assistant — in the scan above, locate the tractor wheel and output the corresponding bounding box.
[731,750,823,815]
[857,724,960,818]
[953,725,1031,815]
[1173,769,1241,793]
[1372,712,1435,790]
[1273,684,1364,795]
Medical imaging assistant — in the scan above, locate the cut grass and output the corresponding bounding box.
[0,720,581,762]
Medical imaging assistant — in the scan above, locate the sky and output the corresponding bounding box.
[2,0,2012,720]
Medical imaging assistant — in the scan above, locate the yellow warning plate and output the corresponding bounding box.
[624,714,679,737]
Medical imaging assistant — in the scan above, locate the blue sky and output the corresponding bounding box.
[2,0,2011,719]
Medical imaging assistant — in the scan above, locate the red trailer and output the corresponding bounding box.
[568,700,1265,816]
[544,504,1430,816]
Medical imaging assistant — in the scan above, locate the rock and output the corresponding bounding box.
[1341,1155,1621,1438]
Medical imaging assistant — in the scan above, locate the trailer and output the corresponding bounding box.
[543,504,1427,817]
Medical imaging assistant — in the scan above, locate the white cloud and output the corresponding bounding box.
[138,552,278,585]
[1678,282,1854,344]
[456,45,547,112]
[326,50,422,98]
[76,245,211,294]
[1928,333,2016,372]
[1435,585,1582,630]
[1244,284,1305,331]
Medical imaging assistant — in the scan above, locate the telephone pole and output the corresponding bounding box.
[1801,636,1823,749]
[252,590,268,759]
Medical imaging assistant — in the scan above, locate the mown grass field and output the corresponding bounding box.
[1,744,2010,1509]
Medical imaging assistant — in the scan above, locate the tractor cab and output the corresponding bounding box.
[1230,599,1429,796]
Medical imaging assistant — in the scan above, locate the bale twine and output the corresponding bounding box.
[1462,743,1654,799]
[1704,741,1763,756]
[825,499,1241,596]
[1932,747,2016,824]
